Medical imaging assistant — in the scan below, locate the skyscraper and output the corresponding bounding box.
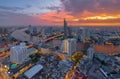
[61,38,77,56]
[64,18,68,39]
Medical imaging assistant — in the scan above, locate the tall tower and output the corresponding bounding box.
[64,18,68,39]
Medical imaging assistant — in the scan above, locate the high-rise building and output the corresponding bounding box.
[81,28,90,41]
[10,43,27,64]
[64,18,68,39]
[87,45,94,61]
[68,27,72,37]
[61,38,77,56]
[28,25,32,34]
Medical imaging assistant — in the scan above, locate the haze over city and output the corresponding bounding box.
[0,0,120,26]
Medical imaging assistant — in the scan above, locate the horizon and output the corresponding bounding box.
[1,25,120,27]
[0,25,120,27]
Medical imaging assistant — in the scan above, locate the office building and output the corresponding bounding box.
[64,18,68,39]
[61,38,76,56]
[87,45,94,61]
[10,43,27,64]
[81,28,90,41]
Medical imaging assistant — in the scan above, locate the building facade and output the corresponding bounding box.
[10,43,27,64]
[81,28,90,41]
[87,45,94,61]
[61,38,77,56]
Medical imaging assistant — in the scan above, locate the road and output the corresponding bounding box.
[0,33,63,58]
[65,62,79,79]
[45,33,63,42]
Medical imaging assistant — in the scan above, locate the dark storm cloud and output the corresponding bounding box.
[61,0,120,15]
[0,5,24,11]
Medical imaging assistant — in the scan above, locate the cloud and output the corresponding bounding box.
[35,11,75,22]
[38,6,63,13]
[0,10,119,26]
[0,5,24,11]
[45,6,63,13]
[61,0,120,15]
[56,0,120,26]
[26,5,32,8]
[0,0,120,26]
[0,11,42,26]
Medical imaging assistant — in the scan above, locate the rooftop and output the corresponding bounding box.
[24,64,43,79]
[27,47,37,53]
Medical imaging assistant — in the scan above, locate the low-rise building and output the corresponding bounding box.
[24,64,43,79]
[40,45,50,54]
[27,48,38,56]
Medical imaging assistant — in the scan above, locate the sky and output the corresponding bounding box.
[0,0,120,26]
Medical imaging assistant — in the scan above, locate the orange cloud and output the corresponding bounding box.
[83,15,120,20]
[33,11,120,26]
[35,11,80,23]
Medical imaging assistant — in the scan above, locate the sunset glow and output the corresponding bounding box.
[84,15,120,20]
[0,0,120,26]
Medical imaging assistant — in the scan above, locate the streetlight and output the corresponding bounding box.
[8,71,10,74]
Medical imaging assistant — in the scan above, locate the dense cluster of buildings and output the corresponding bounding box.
[77,45,120,79]
[0,19,120,79]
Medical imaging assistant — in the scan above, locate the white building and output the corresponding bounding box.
[87,45,94,60]
[10,43,27,64]
[61,38,76,56]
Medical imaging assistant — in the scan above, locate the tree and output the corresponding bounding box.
[55,46,60,50]
[12,76,15,79]
[29,53,40,63]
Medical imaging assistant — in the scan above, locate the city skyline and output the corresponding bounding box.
[0,19,120,79]
[0,0,120,26]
